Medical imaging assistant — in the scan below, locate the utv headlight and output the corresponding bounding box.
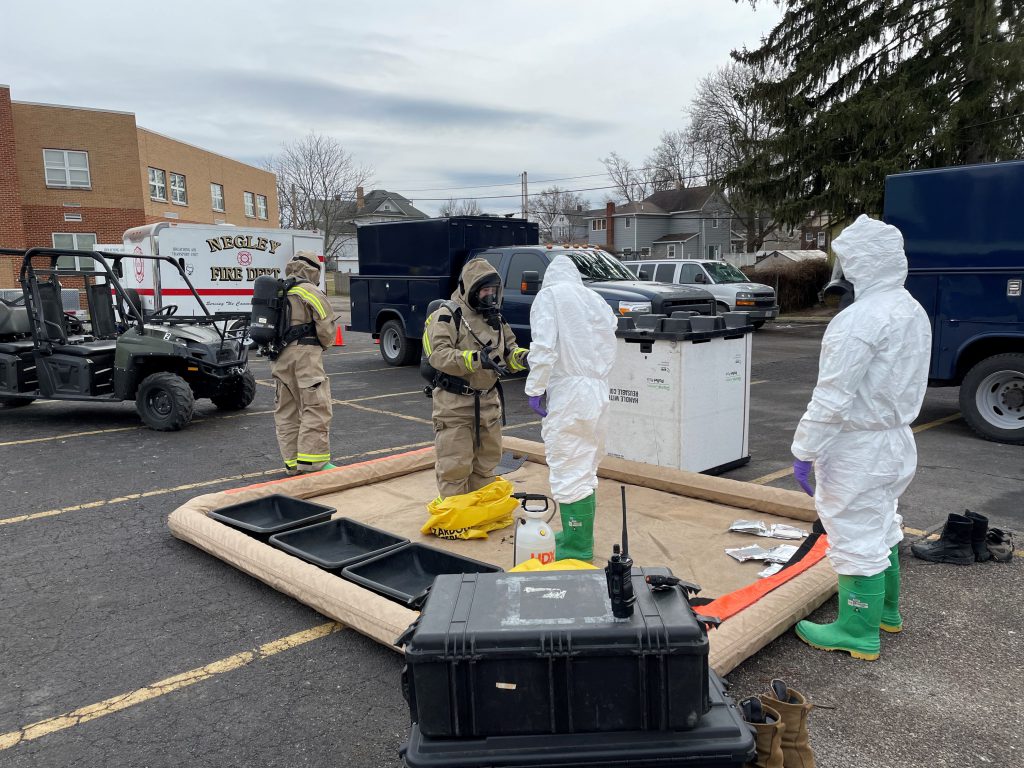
[618,301,652,315]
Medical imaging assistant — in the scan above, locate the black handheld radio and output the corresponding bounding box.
[605,485,636,619]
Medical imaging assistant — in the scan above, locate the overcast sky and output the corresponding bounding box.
[5,0,781,215]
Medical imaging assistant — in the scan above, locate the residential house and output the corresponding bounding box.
[547,205,588,243]
[752,249,828,271]
[801,213,833,252]
[325,187,428,272]
[583,186,735,261]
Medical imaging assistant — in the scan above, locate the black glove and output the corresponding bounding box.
[479,345,509,376]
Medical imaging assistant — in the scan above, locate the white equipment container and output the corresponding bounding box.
[606,313,753,474]
[512,495,556,567]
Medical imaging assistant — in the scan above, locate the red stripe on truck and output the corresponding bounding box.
[132,288,255,296]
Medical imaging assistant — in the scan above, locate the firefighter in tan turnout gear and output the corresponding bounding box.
[423,259,528,498]
[272,251,338,475]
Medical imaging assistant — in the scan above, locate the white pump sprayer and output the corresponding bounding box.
[512,493,557,567]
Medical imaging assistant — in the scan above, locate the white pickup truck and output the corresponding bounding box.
[625,258,779,328]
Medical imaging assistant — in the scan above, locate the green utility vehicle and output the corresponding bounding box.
[0,247,256,430]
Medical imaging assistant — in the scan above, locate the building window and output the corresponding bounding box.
[52,232,97,271]
[707,244,721,259]
[256,194,268,220]
[591,219,606,231]
[170,173,188,205]
[625,218,632,229]
[211,183,225,212]
[244,192,255,217]
[149,168,167,201]
[712,216,719,228]
[667,244,676,258]
[817,231,826,247]
[805,231,814,243]
[44,149,91,188]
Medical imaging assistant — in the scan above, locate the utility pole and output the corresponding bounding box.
[520,171,528,219]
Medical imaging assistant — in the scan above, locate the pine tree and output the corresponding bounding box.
[728,0,1024,226]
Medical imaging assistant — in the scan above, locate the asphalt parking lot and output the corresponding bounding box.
[1,313,1020,768]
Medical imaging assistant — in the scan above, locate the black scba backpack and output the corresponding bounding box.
[420,299,469,395]
[250,275,316,360]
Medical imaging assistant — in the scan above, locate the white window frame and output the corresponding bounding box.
[591,219,606,231]
[43,149,91,189]
[169,173,188,205]
[667,244,676,258]
[211,183,225,212]
[624,218,632,229]
[244,191,256,217]
[149,167,167,201]
[707,244,721,259]
[256,194,268,220]
[805,231,814,242]
[712,216,719,229]
[817,231,826,247]
[52,232,98,271]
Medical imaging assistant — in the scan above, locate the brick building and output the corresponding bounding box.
[0,84,278,288]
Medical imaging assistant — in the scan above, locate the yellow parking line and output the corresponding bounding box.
[750,466,796,485]
[341,401,433,425]
[0,425,141,448]
[0,622,342,752]
[912,412,961,433]
[505,419,542,430]
[0,442,434,527]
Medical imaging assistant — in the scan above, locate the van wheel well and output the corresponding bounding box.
[955,338,1024,384]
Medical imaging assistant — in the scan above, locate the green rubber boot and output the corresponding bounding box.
[320,462,337,471]
[879,545,902,633]
[555,493,595,561]
[795,573,885,661]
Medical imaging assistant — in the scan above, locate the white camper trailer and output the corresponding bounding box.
[120,223,324,316]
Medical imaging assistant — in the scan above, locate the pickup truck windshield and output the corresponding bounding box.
[704,262,749,284]
[567,250,637,281]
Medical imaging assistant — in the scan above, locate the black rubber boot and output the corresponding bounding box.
[910,513,974,565]
[963,510,991,562]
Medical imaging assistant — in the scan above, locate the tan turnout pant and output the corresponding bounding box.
[272,343,333,473]
[432,388,502,498]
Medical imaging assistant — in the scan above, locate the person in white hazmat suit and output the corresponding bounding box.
[525,256,618,561]
[791,214,931,661]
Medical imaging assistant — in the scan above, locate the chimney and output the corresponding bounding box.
[0,85,27,250]
[356,186,365,212]
[605,201,615,250]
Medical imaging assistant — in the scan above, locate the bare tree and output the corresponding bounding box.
[528,186,590,243]
[438,198,483,217]
[264,132,373,260]
[601,151,655,203]
[687,63,780,251]
[644,129,704,190]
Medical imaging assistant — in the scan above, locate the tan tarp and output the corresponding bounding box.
[168,437,836,674]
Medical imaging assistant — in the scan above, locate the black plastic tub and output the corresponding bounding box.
[208,494,335,540]
[269,517,409,570]
[342,543,502,608]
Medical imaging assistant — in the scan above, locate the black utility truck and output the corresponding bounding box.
[349,217,716,365]
[0,247,255,430]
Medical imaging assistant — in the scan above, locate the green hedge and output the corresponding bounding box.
[742,260,831,313]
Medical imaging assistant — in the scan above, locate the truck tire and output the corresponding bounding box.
[136,372,195,431]
[958,353,1024,445]
[211,369,257,411]
[380,319,420,367]
[752,320,767,330]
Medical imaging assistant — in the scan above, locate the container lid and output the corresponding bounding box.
[616,311,753,343]
[406,567,708,658]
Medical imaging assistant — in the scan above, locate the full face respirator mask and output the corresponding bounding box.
[469,276,502,329]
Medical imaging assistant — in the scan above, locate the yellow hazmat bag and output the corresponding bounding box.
[421,478,518,540]
[509,558,598,572]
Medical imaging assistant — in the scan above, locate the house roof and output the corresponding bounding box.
[755,249,828,262]
[583,185,720,218]
[323,189,428,221]
[653,232,701,243]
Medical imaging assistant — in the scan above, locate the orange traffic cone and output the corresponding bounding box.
[374,337,380,345]
[334,325,345,347]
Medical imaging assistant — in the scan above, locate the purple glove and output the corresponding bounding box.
[793,460,814,496]
[528,394,548,418]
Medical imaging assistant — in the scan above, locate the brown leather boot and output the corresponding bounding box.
[760,679,815,768]
[740,697,784,768]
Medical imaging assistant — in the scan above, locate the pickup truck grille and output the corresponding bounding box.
[659,298,714,316]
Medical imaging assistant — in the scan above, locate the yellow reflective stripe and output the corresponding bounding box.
[288,286,327,320]
[508,348,527,372]
[284,458,297,468]
[461,350,475,372]
[297,453,332,462]
[422,319,433,355]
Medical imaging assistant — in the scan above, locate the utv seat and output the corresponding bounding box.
[0,339,35,355]
[86,283,118,339]
[52,340,117,357]
[0,299,31,337]
[35,280,99,349]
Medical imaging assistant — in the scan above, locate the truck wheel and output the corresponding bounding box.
[136,372,195,431]
[752,320,767,330]
[959,353,1024,445]
[380,319,420,367]
[211,369,257,411]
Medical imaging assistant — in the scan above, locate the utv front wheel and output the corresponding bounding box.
[136,372,195,431]
[211,369,257,411]
[0,397,35,407]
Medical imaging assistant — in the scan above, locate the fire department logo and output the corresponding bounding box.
[184,262,194,276]
[237,251,253,267]
[134,258,145,284]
